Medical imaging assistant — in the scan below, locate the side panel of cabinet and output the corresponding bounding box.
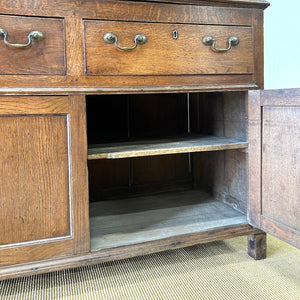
[0,95,89,266]
[248,89,300,248]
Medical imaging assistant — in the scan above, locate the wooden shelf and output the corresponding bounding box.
[90,190,247,252]
[88,135,248,160]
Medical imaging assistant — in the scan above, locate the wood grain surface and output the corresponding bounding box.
[0,0,271,278]
[0,224,261,280]
[0,95,89,265]
[0,115,70,245]
[0,0,262,20]
[248,89,300,249]
[262,106,300,232]
[85,21,254,76]
[247,233,266,260]
[0,15,65,75]
[0,0,266,91]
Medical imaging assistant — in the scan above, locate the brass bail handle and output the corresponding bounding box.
[103,32,147,51]
[0,29,44,48]
[202,36,239,52]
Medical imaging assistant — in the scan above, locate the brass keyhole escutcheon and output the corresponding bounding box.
[172,30,179,40]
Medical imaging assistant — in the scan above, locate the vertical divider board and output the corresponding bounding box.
[69,95,90,254]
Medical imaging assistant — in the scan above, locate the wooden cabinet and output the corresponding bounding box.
[0,0,298,280]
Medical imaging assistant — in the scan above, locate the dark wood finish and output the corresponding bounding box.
[248,233,266,260]
[88,159,129,192]
[248,89,300,249]
[0,96,89,265]
[86,95,129,144]
[0,15,65,75]
[131,154,191,186]
[129,94,188,138]
[0,224,261,280]
[85,21,254,76]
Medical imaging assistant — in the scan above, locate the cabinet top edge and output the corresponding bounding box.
[133,0,270,9]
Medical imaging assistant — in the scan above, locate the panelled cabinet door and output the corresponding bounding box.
[0,96,89,267]
[248,89,300,248]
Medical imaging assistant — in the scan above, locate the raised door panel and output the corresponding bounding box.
[248,89,300,248]
[0,114,70,245]
[0,96,89,266]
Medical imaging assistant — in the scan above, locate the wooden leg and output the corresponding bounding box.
[248,232,266,260]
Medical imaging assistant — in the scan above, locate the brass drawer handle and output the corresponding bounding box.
[103,32,147,51]
[202,36,239,52]
[0,29,44,48]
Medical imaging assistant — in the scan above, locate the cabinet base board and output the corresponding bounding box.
[0,225,262,280]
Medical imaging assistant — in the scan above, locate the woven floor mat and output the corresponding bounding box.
[1,235,300,299]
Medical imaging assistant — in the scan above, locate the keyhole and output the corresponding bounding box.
[172,30,178,40]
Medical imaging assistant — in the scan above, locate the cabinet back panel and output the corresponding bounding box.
[131,154,191,185]
[88,154,192,201]
[86,95,129,144]
[86,93,188,144]
[88,159,129,191]
[129,94,188,138]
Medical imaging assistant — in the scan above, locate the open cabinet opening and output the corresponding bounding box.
[86,92,249,252]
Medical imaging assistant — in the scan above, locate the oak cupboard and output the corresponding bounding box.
[0,0,298,280]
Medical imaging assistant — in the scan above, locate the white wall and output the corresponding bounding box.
[264,0,300,89]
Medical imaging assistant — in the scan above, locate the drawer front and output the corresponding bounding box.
[84,20,254,76]
[0,15,65,75]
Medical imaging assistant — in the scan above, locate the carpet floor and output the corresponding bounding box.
[0,235,299,299]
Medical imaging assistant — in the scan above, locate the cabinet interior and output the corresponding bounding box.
[86,92,249,252]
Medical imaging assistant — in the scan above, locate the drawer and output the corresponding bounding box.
[0,15,65,75]
[84,20,254,76]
